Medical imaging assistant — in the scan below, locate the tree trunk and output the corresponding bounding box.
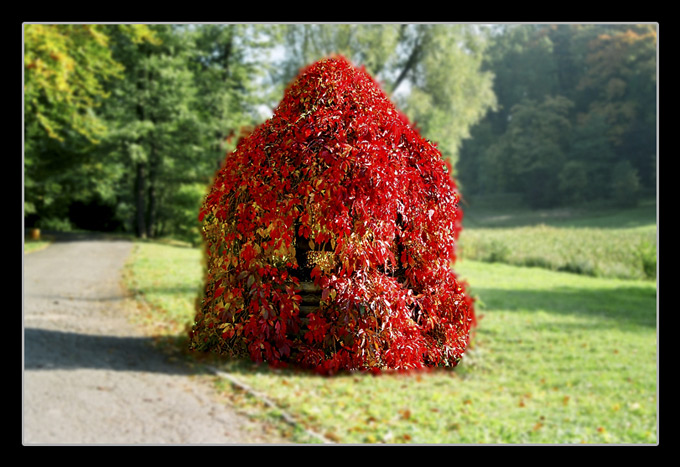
[390,25,424,95]
[134,162,147,239]
[146,139,158,238]
[134,66,150,239]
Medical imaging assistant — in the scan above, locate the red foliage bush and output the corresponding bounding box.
[189,56,475,374]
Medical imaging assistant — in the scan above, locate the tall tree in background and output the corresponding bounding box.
[24,24,158,227]
[487,95,574,208]
[102,24,276,241]
[103,25,209,239]
[101,25,182,238]
[575,24,657,189]
[397,25,497,166]
[190,24,277,169]
[479,24,558,136]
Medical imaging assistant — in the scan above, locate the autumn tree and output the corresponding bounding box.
[24,24,147,143]
[190,57,475,374]
[275,24,496,168]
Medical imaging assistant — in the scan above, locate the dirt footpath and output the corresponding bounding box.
[23,234,288,445]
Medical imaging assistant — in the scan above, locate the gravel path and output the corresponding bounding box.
[23,234,288,445]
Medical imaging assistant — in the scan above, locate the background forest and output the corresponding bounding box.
[23,23,657,244]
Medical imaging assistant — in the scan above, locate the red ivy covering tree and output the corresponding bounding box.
[190,56,475,374]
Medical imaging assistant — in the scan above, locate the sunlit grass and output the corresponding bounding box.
[24,239,51,254]
[458,224,657,280]
[458,199,657,281]
[123,240,658,444]
[123,241,205,338]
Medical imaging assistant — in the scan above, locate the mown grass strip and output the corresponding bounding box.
[458,224,656,281]
[458,199,657,281]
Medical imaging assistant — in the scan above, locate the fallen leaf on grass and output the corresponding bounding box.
[325,431,341,442]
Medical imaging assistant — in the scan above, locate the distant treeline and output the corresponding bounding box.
[457,24,657,209]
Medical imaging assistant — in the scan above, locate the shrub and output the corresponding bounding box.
[635,239,657,280]
[39,216,74,232]
[558,160,589,205]
[162,183,207,246]
[610,160,640,208]
[189,56,475,374]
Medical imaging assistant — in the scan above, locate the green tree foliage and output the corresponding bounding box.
[190,24,277,168]
[482,25,558,134]
[458,23,657,208]
[99,25,265,241]
[610,160,641,208]
[566,114,616,200]
[486,96,574,208]
[23,24,158,225]
[102,25,203,238]
[24,24,273,240]
[24,24,157,143]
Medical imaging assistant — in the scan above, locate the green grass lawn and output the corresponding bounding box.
[122,241,205,338]
[458,198,657,281]
[24,240,51,254]
[122,238,658,444]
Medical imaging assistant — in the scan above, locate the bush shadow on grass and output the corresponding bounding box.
[471,284,657,330]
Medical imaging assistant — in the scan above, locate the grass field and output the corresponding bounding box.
[458,198,657,281]
[121,203,658,445]
[23,240,51,254]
